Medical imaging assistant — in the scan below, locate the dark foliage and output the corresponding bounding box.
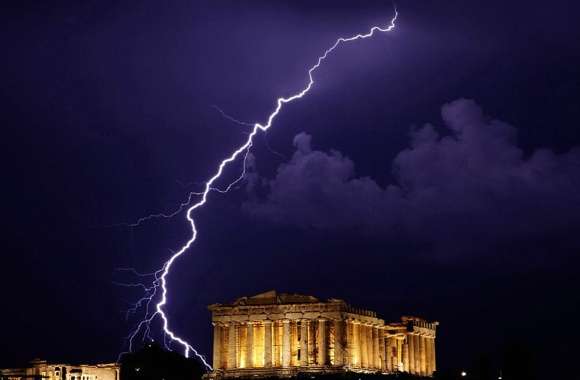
[234,374,430,380]
[500,342,536,380]
[119,343,207,380]
[294,374,429,380]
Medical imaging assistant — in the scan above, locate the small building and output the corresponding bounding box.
[0,359,119,380]
[207,290,438,378]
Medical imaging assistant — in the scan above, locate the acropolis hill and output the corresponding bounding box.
[207,291,438,378]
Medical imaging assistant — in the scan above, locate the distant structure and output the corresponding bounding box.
[207,291,438,378]
[0,359,119,380]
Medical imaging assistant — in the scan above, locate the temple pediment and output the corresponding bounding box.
[231,290,320,306]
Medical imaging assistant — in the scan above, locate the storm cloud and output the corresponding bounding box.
[244,99,580,249]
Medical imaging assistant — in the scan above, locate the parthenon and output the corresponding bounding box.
[207,291,438,378]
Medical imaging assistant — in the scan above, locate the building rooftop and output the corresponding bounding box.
[212,290,323,307]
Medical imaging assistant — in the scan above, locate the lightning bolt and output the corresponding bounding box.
[119,7,398,369]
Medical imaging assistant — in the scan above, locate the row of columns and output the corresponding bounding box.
[403,334,436,376]
[213,320,436,376]
[213,319,333,370]
[344,320,383,370]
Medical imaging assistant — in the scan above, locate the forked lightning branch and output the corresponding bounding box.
[119,7,398,368]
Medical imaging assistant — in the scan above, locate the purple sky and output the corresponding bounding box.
[2,0,580,377]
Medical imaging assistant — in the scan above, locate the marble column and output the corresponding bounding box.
[396,338,402,371]
[282,320,291,367]
[334,320,344,366]
[402,340,409,373]
[396,338,402,372]
[246,323,254,368]
[363,324,368,368]
[300,321,309,366]
[264,321,272,368]
[291,322,299,366]
[373,327,380,369]
[360,324,368,368]
[317,319,327,366]
[425,336,432,375]
[357,323,363,368]
[393,338,398,371]
[367,325,375,368]
[408,334,415,374]
[379,334,386,371]
[431,338,437,375]
[227,323,237,369]
[369,325,375,368]
[308,320,316,365]
[419,335,427,375]
[346,321,355,367]
[354,322,361,367]
[213,323,222,369]
[273,321,280,367]
[385,338,392,372]
[413,335,421,374]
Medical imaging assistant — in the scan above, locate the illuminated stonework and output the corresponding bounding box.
[207,291,438,378]
[0,359,119,380]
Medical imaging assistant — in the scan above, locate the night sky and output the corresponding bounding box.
[2,0,580,378]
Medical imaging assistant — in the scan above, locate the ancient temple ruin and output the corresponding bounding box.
[0,359,119,380]
[207,291,438,378]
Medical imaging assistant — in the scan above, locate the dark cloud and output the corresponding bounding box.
[244,99,580,250]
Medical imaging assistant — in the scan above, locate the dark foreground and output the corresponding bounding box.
[121,344,534,380]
